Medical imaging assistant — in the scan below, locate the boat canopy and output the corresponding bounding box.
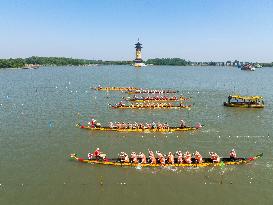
[229,95,263,100]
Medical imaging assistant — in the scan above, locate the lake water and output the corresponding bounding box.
[0,65,272,205]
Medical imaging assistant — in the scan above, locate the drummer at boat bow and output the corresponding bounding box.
[88,148,106,160]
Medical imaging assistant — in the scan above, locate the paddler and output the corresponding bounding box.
[156,151,165,165]
[119,152,130,163]
[176,150,183,164]
[148,149,156,164]
[184,151,192,164]
[195,122,202,129]
[109,122,114,128]
[209,152,220,163]
[229,149,237,161]
[138,152,147,164]
[194,151,203,163]
[180,120,186,128]
[152,122,157,129]
[87,152,93,160]
[88,119,96,128]
[167,152,175,164]
[131,152,138,164]
[93,148,101,160]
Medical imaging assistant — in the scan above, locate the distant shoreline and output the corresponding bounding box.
[0,56,272,69]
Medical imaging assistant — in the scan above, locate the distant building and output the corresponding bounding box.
[134,39,146,67]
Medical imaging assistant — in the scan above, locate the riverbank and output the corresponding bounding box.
[1,56,272,69]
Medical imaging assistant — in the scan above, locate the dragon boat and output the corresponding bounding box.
[126,89,179,94]
[70,153,263,168]
[123,96,189,102]
[111,104,191,109]
[93,86,140,91]
[77,125,200,132]
[223,95,264,108]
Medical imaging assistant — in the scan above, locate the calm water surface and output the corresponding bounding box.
[0,66,272,205]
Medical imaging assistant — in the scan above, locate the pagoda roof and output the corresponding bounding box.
[135,42,142,48]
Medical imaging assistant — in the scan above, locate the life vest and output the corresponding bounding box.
[168,155,174,164]
[195,154,203,163]
[131,154,138,163]
[141,155,147,164]
[150,156,157,164]
[177,154,183,163]
[185,154,192,163]
[124,155,129,163]
[211,154,220,162]
[159,157,165,164]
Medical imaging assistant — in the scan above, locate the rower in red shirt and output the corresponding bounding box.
[93,148,101,159]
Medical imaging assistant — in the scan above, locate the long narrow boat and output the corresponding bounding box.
[124,96,189,102]
[77,125,200,132]
[93,87,140,91]
[70,153,263,167]
[111,104,191,109]
[127,89,178,94]
[223,95,264,108]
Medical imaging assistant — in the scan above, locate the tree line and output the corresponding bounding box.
[0,56,133,68]
[0,56,272,68]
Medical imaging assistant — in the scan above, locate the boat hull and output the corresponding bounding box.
[111,105,191,109]
[223,102,264,108]
[78,125,199,132]
[70,153,263,168]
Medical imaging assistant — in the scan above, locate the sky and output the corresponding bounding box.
[0,0,273,62]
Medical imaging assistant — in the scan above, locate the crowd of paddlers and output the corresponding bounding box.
[112,101,190,108]
[125,95,189,101]
[88,148,238,165]
[84,119,202,129]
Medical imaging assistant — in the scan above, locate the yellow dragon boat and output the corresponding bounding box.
[111,104,192,109]
[123,96,189,102]
[223,95,264,108]
[126,89,179,94]
[77,125,200,132]
[70,153,263,168]
[94,86,140,91]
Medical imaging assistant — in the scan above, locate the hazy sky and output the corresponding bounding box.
[0,0,273,62]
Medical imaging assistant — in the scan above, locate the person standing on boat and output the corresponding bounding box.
[194,151,203,163]
[229,149,237,161]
